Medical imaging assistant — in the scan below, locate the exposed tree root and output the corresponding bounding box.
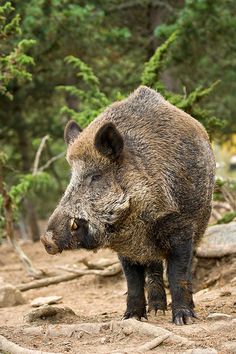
[118,319,194,346]
[23,318,194,347]
[0,334,60,354]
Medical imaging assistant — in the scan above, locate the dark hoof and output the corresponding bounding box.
[123,308,147,321]
[147,302,167,315]
[173,308,197,325]
[147,292,167,315]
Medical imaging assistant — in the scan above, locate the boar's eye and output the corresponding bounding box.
[91,174,102,183]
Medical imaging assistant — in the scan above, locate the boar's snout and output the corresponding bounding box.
[40,231,60,255]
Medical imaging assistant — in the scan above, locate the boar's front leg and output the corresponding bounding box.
[119,256,146,320]
[146,261,167,314]
[167,236,196,325]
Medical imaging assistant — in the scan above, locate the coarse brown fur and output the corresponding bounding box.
[41,86,215,324]
[65,86,215,262]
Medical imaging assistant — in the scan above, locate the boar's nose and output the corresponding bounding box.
[40,232,60,255]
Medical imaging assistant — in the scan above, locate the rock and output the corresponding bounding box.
[31,295,62,307]
[0,283,25,307]
[207,312,232,321]
[24,305,78,324]
[197,222,236,258]
[224,341,236,353]
[183,348,218,354]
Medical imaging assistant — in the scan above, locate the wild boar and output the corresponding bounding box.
[41,86,215,325]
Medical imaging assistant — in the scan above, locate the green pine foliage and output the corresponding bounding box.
[0,2,35,99]
[58,56,110,128]
[154,0,236,135]
[141,31,223,138]
[1,0,235,238]
[141,31,178,92]
[0,3,51,239]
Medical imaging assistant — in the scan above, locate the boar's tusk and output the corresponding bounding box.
[70,218,78,231]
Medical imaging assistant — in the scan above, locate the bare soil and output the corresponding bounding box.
[0,235,236,354]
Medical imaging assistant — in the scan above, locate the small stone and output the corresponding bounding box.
[24,305,76,323]
[100,337,106,344]
[0,283,25,307]
[31,296,62,307]
[207,312,232,321]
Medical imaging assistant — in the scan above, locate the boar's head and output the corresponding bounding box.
[41,120,131,255]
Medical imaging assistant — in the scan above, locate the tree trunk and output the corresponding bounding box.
[146,0,184,92]
[24,199,40,242]
[17,125,40,242]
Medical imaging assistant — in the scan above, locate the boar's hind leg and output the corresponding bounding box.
[119,256,146,320]
[167,237,196,325]
[146,261,167,314]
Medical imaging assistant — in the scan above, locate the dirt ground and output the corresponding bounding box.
[0,237,236,354]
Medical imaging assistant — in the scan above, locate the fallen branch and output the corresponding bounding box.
[17,263,122,291]
[17,272,81,291]
[57,262,122,276]
[0,335,60,354]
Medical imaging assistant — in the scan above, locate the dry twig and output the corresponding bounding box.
[0,163,43,278]
[17,272,81,291]
[81,257,119,270]
[0,136,64,278]
[32,135,49,175]
[38,151,65,172]
[17,262,122,291]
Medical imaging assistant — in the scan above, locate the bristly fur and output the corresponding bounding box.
[59,86,214,263]
[43,86,216,324]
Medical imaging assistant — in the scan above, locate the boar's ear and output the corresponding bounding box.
[64,120,82,145]
[94,122,124,160]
